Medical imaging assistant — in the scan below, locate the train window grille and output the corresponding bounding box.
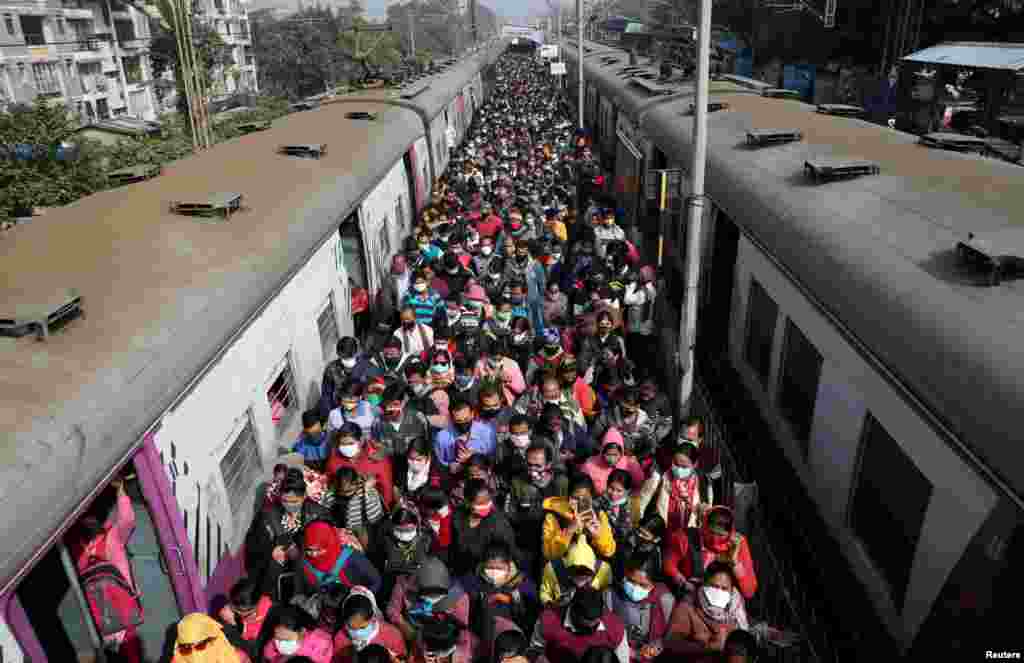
[317,294,339,362]
[849,413,932,611]
[395,197,406,232]
[743,279,778,389]
[266,353,299,431]
[776,319,822,456]
[218,412,262,518]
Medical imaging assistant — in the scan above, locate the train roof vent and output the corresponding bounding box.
[0,288,82,340]
[804,158,879,182]
[630,79,673,96]
[746,129,803,146]
[816,103,864,117]
[107,163,161,187]
[687,101,730,114]
[235,120,272,134]
[289,100,319,112]
[278,143,327,159]
[345,111,378,120]
[956,231,1024,286]
[401,83,431,98]
[920,132,988,153]
[762,88,802,99]
[169,192,243,220]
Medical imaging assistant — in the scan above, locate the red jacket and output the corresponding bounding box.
[333,621,407,663]
[663,527,757,601]
[540,607,626,663]
[325,445,396,509]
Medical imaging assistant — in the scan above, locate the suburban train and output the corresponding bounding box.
[0,40,506,662]
[562,38,1024,656]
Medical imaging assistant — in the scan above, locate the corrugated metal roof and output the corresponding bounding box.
[902,41,1024,71]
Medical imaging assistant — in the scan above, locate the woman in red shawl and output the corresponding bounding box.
[663,562,749,662]
[295,521,383,597]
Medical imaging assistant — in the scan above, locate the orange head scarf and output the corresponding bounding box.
[171,613,240,663]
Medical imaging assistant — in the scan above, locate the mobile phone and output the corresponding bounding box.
[575,495,593,521]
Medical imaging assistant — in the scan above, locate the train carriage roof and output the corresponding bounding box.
[644,92,1024,499]
[0,99,421,592]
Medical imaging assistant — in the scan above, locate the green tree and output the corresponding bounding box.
[254,8,347,98]
[338,16,404,81]
[149,5,231,119]
[0,102,109,219]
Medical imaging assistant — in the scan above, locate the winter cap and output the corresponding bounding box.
[415,557,451,594]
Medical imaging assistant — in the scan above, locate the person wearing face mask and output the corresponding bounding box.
[623,265,658,375]
[542,278,569,328]
[593,208,626,259]
[592,388,654,457]
[371,383,430,459]
[593,310,627,363]
[419,488,454,564]
[450,479,519,578]
[636,441,713,540]
[622,515,666,581]
[554,356,597,426]
[506,442,568,575]
[593,469,634,554]
[328,380,378,440]
[321,337,372,418]
[483,260,508,305]
[474,236,498,277]
[404,270,443,326]
[530,585,629,663]
[477,204,504,239]
[541,473,617,564]
[216,578,273,660]
[292,409,329,472]
[604,556,675,662]
[449,355,482,405]
[524,328,566,386]
[580,430,645,497]
[542,207,568,243]
[245,467,330,600]
[333,587,407,663]
[377,254,413,322]
[440,253,473,296]
[395,438,448,507]
[410,614,467,663]
[326,423,395,510]
[433,396,497,471]
[403,361,445,429]
[664,562,749,660]
[664,506,758,602]
[474,337,525,408]
[460,542,539,643]
[387,557,473,657]
[516,239,547,334]
[296,519,382,602]
[262,606,332,663]
[374,508,435,597]
[494,413,535,476]
[369,336,411,384]
[538,402,593,464]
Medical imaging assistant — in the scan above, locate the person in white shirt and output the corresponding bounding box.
[394,305,434,358]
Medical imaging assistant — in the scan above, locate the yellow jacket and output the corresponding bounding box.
[541,496,616,561]
[539,537,613,606]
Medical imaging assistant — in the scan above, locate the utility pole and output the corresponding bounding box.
[576,0,583,128]
[679,0,711,417]
[470,0,478,48]
[104,0,132,117]
[408,8,416,59]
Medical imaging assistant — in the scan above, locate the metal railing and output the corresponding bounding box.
[690,352,899,662]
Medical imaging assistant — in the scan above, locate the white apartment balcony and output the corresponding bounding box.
[62,8,96,20]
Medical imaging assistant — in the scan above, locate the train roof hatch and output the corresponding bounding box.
[919,132,988,153]
[747,129,803,146]
[688,101,730,114]
[278,143,327,159]
[401,83,431,99]
[170,192,243,220]
[762,88,802,99]
[956,230,1024,286]
[107,163,162,187]
[0,288,82,340]
[804,158,880,182]
[817,103,865,117]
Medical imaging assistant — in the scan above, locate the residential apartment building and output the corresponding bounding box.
[196,0,257,96]
[0,0,158,120]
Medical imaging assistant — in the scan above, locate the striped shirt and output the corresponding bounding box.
[403,291,442,326]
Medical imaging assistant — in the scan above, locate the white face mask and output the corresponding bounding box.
[484,568,509,585]
[510,433,531,449]
[704,585,732,609]
[338,443,360,458]
[414,282,428,293]
[275,639,300,656]
[481,246,493,256]
[394,528,417,543]
[341,357,357,369]
[408,459,429,474]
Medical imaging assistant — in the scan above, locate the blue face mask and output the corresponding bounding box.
[509,296,524,305]
[455,375,474,390]
[622,579,651,603]
[347,620,379,643]
[672,466,694,480]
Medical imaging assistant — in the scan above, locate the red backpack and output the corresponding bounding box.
[79,535,145,636]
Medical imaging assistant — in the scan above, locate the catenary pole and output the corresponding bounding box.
[576,0,582,128]
[679,0,710,417]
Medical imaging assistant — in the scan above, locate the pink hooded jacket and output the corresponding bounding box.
[581,428,645,495]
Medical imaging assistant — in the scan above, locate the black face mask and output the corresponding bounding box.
[571,612,600,635]
[453,419,473,435]
[479,406,501,419]
[402,320,416,330]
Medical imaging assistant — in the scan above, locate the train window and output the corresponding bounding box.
[776,319,822,453]
[266,354,298,430]
[395,197,406,231]
[849,413,932,610]
[744,279,778,388]
[219,412,263,518]
[317,294,339,362]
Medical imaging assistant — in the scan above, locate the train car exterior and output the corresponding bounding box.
[567,37,1024,654]
[0,46,501,662]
